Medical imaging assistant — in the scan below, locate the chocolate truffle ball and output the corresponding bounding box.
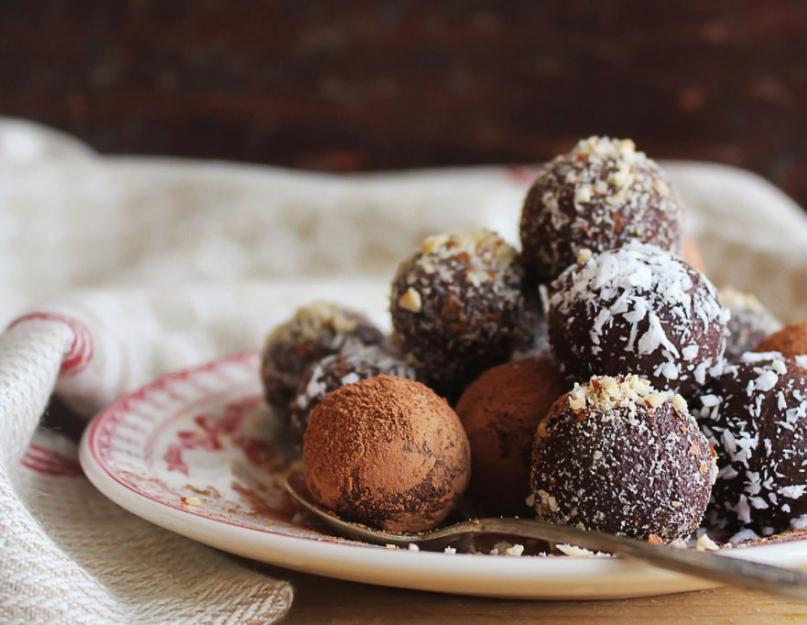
[548,242,729,397]
[303,375,471,532]
[720,287,781,361]
[390,229,527,396]
[520,136,683,284]
[531,374,716,541]
[290,344,417,441]
[456,357,568,516]
[694,353,807,536]
[260,302,384,422]
[755,321,807,364]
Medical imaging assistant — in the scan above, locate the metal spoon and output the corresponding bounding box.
[285,469,807,601]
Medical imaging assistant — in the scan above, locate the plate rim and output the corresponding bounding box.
[78,351,807,600]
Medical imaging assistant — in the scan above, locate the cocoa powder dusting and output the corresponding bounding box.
[756,322,807,361]
[302,375,470,532]
[456,357,569,516]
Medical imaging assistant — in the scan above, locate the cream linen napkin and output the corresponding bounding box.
[0,118,805,624]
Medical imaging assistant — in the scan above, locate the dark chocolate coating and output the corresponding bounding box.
[531,375,715,541]
[390,229,527,397]
[694,354,807,537]
[290,344,417,441]
[260,301,384,422]
[520,136,682,284]
[720,288,781,361]
[548,243,729,397]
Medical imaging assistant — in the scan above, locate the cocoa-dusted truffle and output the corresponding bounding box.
[694,353,807,536]
[531,374,716,541]
[456,357,568,516]
[520,136,683,284]
[390,229,527,396]
[260,302,384,422]
[755,321,807,365]
[720,287,781,361]
[290,344,417,441]
[548,242,729,397]
[303,375,471,532]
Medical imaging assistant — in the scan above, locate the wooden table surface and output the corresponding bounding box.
[271,566,807,624]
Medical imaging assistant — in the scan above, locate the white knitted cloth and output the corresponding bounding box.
[0,118,805,624]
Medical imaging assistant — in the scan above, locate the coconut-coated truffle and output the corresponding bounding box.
[694,353,807,536]
[548,242,729,397]
[290,344,417,441]
[260,301,384,423]
[390,229,527,396]
[755,322,807,365]
[531,375,716,541]
[456,357,568,516]
[720,287,781,361]
[520,136,683,284]
[303,375,471,532]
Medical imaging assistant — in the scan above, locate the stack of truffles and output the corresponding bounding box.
[261,136,807,547]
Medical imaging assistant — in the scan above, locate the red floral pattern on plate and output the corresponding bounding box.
[86,351,340,542]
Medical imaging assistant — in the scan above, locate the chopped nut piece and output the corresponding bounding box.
[696,533,720,551]
[505,544,525,557]
[646,392,668,409]
[654,179,670,195]
[576,248,593,264]
[671,394,689,415]
[397,288,422,313]
[421,234,450,254]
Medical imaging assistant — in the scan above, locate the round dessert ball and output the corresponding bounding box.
[694,353,807,536]
[531,374,716,541]
[456,357,568,516]
[520,136,683,284]
[290,344,417,441]
[260,301,384,422]
[548,242,729,397]
[390,229,527,396]
[755,321,807,364]
[720,287,781,361]
[303,375,471,532]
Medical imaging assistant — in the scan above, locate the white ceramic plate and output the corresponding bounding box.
[79,351,807,600]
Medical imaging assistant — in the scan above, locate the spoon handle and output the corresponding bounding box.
[462,518,807,601]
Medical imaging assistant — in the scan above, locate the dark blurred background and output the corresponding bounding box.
[2,1,807,206]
